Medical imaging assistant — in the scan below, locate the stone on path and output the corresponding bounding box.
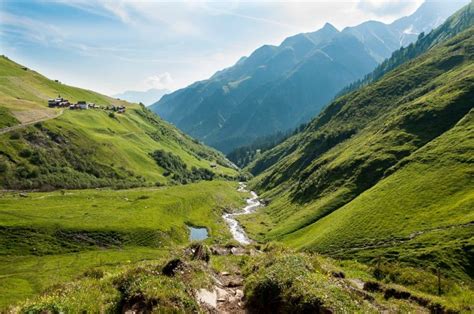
[196,288,217,308]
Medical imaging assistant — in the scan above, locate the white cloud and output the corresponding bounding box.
[144,72,174,90]
[3,0,434,96]
[357,0,423,18]
[0,12,65,46]
[101,1,132,24]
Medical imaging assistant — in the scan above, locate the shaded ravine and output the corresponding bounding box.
[223,182,262,245]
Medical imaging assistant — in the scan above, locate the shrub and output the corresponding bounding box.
[150,149,216,184]
[0,161,7,173]
[10,132,21,140]
[108,112,115,118]
[150,150,187,175]
[19,148,32,158]
[82,268,104,279]
[136,195,150,201]
[29,151,43,165]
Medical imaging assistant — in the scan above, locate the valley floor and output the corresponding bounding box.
[0,180,473,312]
[0,180,245,308]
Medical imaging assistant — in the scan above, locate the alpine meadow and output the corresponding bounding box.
[0,1,473,313]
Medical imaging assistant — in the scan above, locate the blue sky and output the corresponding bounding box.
[0,0,425,95]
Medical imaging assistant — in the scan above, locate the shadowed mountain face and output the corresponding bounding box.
[151,1,468,153]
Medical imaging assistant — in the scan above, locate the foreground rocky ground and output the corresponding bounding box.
[10,242,473,313]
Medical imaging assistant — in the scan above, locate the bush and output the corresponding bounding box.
[19,148,32,158]
[150,150,187,175]
[0,161,7,173]
[82,268,104,279]
[150,149,216,184]
[10,132,21,140]
[108,112,115,118]
[29,151,43,165]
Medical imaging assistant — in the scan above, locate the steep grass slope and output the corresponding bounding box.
[0,56,237,189]
[242,16,474,279]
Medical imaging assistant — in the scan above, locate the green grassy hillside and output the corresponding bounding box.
[0,56,237,189]
[0,181,245,308]
[242,19,474,279]
[0,56,243,308]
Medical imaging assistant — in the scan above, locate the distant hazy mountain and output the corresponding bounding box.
[151,0,468,153]
[114,88,168,106]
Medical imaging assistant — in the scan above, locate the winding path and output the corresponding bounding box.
[0,109,64,135]
[223,182,262,245]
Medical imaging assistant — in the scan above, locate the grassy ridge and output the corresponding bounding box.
[0,180,245,308]
[0,56,237,189]
[242,20,474,278]
[0,56,125,119]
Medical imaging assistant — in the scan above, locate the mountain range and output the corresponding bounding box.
[151,0,468,153]
[242,1,474,279]
[1,1,474,311]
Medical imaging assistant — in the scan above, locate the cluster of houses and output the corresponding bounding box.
[106,105,126,113]
[47,96,126,113]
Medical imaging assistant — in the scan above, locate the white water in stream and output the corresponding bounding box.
[223,182,262,245]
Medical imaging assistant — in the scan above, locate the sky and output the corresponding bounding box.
[0,0,426,96]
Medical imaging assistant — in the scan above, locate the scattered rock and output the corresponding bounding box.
[228,296,238,303]
[235,289,244,298]
[249,249,261,256]
[216,287,229,302]
[331,271,345,279]
[211,274,223,286]
[230,247,246,255]
[190,243,210,262]
[221,271,230,276]
[348,278,365,290]
[196,288,217,308]
[226,278,243,287]
[162,258,184,276]
[19,192,28,198]
[211,246,230,256]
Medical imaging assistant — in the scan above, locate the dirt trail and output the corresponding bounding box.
[197,270,246,313]
[0,109,63,135]
[196,246,251,313]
